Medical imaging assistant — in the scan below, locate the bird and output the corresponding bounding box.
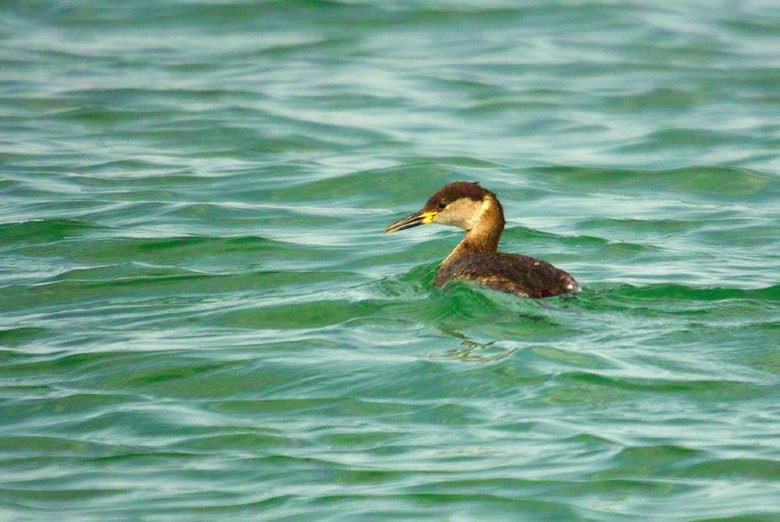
[383,181,579,298]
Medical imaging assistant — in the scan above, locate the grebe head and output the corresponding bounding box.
[384,182,500,233]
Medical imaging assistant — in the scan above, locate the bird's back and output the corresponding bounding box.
[434,251,579,298]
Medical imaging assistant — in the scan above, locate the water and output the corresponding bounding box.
[2,1,780,520]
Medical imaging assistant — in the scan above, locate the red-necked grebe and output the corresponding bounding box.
[384,182,579,298]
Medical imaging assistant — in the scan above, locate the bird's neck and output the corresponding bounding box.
[442,196,505,266]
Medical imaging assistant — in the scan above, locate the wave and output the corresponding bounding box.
[0,219,101,245]
[533,165,779,197]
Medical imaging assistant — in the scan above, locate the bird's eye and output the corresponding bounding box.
[437,202,446,210]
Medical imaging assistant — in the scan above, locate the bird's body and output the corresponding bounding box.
[384,182,578,298]
[435,252,577,298]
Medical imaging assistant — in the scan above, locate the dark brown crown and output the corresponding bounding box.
[421,182,493,211]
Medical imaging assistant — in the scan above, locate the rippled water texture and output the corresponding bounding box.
[2,1,780,520]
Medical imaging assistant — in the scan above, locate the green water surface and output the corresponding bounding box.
[1,1,780,520]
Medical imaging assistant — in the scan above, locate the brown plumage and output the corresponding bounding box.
[384,182,579,298]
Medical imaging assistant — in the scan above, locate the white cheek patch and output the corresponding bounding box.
[463,199,486,230]
[434,197,490,230]
[463,197,491,230]
[477,198,491,224]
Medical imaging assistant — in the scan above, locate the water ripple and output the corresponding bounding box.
[2,0,780,520]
